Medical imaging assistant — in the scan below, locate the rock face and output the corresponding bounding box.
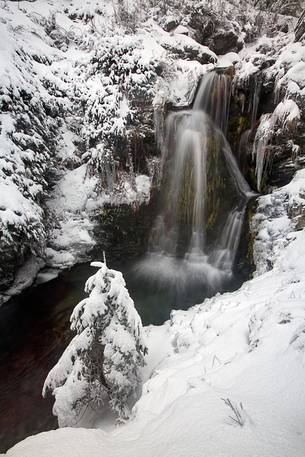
[255,0,305,17]
[183,5,248,55]
[226,26,305,194]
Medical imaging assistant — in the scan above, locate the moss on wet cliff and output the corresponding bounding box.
[92,196,158,261]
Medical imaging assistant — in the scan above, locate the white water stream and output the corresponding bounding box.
[135,71,252,295]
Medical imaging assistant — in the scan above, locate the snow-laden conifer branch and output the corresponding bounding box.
[43,261,147,427]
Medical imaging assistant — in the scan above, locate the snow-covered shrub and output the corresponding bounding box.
[111,0,143,31]
[43,261,147,427]
[80,36,164,186]
[0,16,67,287]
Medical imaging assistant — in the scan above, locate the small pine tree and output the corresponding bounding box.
[43,261,147,427]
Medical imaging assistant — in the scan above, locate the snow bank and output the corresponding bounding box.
[264,40,305,100]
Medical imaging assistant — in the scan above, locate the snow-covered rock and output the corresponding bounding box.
[231,31,305,192]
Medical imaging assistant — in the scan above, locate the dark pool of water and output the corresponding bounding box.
[0,264,87,452]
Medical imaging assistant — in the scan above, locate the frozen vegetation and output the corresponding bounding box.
[43,261,146,427]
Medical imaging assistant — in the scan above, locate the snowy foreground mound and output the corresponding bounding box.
[4,172,305,456]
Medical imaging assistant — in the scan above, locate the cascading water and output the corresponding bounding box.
[193,72,232,132]
[134,71,252,304]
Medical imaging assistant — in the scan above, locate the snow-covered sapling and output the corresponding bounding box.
[43,261,147,427]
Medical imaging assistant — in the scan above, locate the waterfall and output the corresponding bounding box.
[134,71,252,300]
[212,207,246,272]
[193,72,231,133]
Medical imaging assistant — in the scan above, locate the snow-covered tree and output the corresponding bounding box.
[43,261,147,427]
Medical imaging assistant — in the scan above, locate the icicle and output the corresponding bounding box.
[252,113,274,192]
[153,108,165,152]
[250,76,261,130]
[103,251,107,265]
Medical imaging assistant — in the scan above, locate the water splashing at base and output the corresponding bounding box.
[134,71,252,302]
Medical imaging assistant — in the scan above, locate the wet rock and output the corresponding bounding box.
[295,10,305,41]
[184,5,249,55]
[267,143,298,188]
[0,257,45,306]
[210,30,242,55]
[188,10,215,43]
[92,199,157,261]
[295,213,305,230]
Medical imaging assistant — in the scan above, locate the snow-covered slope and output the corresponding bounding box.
[4,169,305,456]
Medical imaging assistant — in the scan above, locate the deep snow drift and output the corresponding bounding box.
[4,169,305,456]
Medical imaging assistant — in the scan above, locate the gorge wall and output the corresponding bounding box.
[0,0,305,301]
